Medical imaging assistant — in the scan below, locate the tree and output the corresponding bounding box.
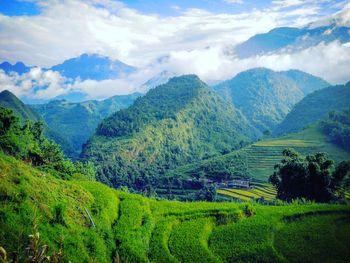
[196,184,217,201]
[269,149,345,202]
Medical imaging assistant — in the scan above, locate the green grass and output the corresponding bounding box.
[1,152,350,262]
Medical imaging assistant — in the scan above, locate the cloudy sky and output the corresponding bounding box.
[0,0,350,100]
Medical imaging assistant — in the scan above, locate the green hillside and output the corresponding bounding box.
[169,123,350,182]
[30,93,140,159]
[214,68,329,133]
[81,75,258,189]
[0,90,40,122]
[1,152,350,262]
[275,81,350,135]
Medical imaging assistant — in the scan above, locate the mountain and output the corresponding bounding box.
[168,121,350,182]
[0,61,31,74]
[139,70,176,93]
[30,93,141,159]
[213,68,330,133]
[49,53,137,80]
[275,81,350,135]
[0,90,40,121]
[81,75,258,188]
[234,24,350,58]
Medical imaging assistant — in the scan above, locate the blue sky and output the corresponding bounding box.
[0,0,349,100]
[0,0,341,17]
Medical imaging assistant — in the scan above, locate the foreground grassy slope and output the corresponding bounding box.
[169,123,350,182]
[1,153,350,262]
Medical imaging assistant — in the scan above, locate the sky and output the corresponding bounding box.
[0,0,350,100]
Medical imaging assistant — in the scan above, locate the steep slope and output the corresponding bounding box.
[275,81,350,135]
[1,152,350,263]
[82,75,258,188]
[50,53,137,80]
[0,90,40,122]
[30,93,140,159]
[214,68,329,133]
[234,25,350,58]
[169,122,350,182]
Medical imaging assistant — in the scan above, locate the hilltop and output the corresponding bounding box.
[275,81,350,135]
[214,68,329,133]
[81,75,258,189]
[0,90,40,122]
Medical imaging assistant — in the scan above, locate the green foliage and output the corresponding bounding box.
[196,184,217,202]
[0,106,94,180]
[214,68,329,133]
[275,81,350,135]
[0,90,40,122]
[82,75,256,190]
[172,123,350,182]
[321,109,350,152]
[30,93,140,159]
[1,153,350,262]
[269,149,348,202]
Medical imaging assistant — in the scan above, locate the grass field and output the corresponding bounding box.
[1,152,350,262]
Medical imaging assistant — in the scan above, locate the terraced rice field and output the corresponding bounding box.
[218,183,276,201]
[115,192,350,263]
[241,125,350,181]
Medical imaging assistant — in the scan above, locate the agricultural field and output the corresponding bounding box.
[169,123,350,183]
[218,183,276,201]
[1,153,350,262]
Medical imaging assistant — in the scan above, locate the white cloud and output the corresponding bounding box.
[0,0,349,100]
[223,0,244,4]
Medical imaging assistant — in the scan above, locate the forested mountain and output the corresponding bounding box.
[214,68,329,134]
[81,75,258,189]
[30,93,141,159]
[275,81,350,135]
[0,90,40,122]
[234,24,350,58]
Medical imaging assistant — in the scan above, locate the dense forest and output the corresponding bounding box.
[81,75,258,191]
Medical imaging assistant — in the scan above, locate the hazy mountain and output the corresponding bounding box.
[213,68,330,133]
[30,93,141,159]
[0,61,31,74]
[275,81,350,135]
[139,70,176,93]
[49,53,137,80]
[81,75,258,188]
[235,24,350,58]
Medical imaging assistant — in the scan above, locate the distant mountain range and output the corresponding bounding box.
[214,68,330,133]
[49,53,137,80]
[0,53,137,81]
[0,61,31,75]
[234,24,350,58]
[0,89,140,159]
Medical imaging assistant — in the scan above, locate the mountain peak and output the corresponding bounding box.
[49,53,137,80]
